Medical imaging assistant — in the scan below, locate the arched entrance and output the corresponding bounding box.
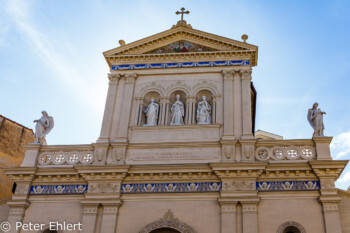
[139,210,195,233]
[277,221,306,233]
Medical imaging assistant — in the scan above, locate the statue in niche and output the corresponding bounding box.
[33,111,54,145]
[144,98,159,126]
[307,102,326,137]
[170,94,184,125]
[196,96,211,124]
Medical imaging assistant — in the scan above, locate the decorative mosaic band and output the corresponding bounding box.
[121,182,222,193]
[112,60,250,70]
[256,181,320,191]
[28,181,320,195]
[30,185,88,195]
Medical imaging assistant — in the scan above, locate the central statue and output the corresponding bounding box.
[197,96,211,124]
[144,98,159,126]
[170,94,185,125]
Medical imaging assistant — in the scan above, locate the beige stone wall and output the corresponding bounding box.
[117,194,221,233]
[258,193,325,233]
[0,198,10,222]
[339,190,350,233]
[21,197,83,233]
[0,116,34,199]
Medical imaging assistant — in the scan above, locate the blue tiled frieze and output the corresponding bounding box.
[121,182,222,193]
[256,181,320,192]
[28,181,320,195]
[29,185,88,195]
[112,60,250,70]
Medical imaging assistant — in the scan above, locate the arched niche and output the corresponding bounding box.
[194,89,214,124]
[141,91,161,126]
[168,90,187,125]
[277,221,306,233]
[139,210,195,233]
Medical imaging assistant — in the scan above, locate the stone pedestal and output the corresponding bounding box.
[21,143,40,167]
[313,137,332,160]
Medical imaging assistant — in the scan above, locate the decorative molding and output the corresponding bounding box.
[139,209,195,233]
[257,181,320,191]
[121,182,221,193]
[29,185,88,195]
[222,180,255,191]
[112,60,249,70]
[88,183,120,193]
[276,221,306,233]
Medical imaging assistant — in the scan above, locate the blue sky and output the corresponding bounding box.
[1,0,350,189]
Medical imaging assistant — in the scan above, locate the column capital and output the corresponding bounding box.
[222,70,234,80]
[125,73,138,84]
[108,73,122,84]
[241,68,252,80]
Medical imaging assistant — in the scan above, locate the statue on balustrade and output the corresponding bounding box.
[144,98,159,126]
[307,102,326,137]
[197,96,211,124]
[170,94,184,125]
[33,111,54,145]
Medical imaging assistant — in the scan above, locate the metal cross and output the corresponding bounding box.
[176,7,190,21]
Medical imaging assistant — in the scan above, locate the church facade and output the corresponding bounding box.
[1,14,350,233]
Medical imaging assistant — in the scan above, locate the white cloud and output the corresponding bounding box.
[330,131,350,159]
[338,171,350,184]
[3,0,105,112]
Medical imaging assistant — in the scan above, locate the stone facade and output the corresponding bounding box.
[1,18,350,233]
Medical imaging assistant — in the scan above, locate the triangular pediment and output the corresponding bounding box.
[104,24,258,67]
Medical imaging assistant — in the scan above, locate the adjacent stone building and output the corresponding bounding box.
[0,115,34,199]
[1,14,350,233]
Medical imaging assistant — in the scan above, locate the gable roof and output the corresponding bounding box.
[103,23,258,68]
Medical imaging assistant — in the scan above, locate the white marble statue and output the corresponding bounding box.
[307,102,326,137]
[144,98,159,126]
[196,96,211,124]
[170,94,184,125]
[33,111,54,145]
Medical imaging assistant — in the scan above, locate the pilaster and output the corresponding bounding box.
[222,70,235,140]
[4,167,36,233]
[240,68,254,139]
[233,69,242,139]
[80,204,99,233]
[100,204,120,233]
[116,73,138,142]
[219,200,237,233]
[310,160,348,233]
[98,73,121,143]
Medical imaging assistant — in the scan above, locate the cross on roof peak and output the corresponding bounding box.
[176,7,190,21]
